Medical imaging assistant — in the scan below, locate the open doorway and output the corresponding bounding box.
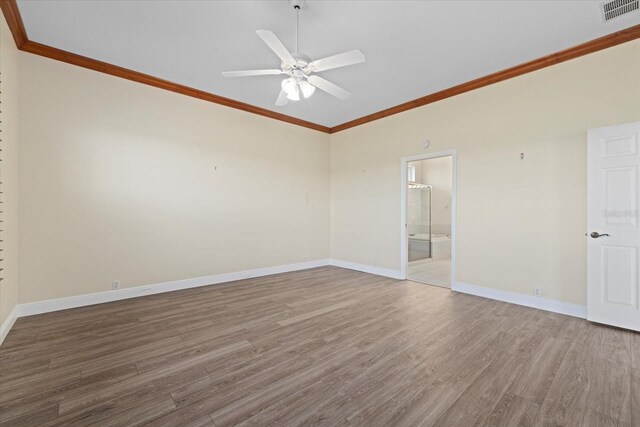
[401,152,455,288]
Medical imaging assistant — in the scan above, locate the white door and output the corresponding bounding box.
[587,121,640,331]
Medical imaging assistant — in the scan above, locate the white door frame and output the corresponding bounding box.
[400,150,457,284]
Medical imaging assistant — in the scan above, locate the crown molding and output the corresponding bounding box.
[0,0,331,133]
[18,40,331,133]
[2,0,639,135]
[329,23,640,133]
[0,0,26,48]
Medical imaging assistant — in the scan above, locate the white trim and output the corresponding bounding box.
[17,259,331,318]
[400,150,457,285]
[329,259,403,280]
[1,260,588,346]
[452,281,587,319]
[0,305,19,346]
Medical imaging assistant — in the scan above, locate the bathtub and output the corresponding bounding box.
[431,234,451,260]
[408,233,451,260]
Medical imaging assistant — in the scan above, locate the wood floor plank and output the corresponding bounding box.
[181,415,216,427]
[276,298,358,326]
[360,329,511,426]
[632,369,640,426]
[0,266,635,425]
[507,337,571,404]
[585,356,632,423]
[0,364,139,424]
[577,408,633,427]
[331,308,513,425]
[58,341,252,415]
[632,332,640,370]
[482,392,539,427]
[433,350,529,426]
[533,324,600,426]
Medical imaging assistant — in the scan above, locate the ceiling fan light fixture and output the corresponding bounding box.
[299,80,316,98]
[286,89,300,101]
[281,77,297,95]
[282,77,310,101]
[284,82,301,101]
[223,1,364,107]
[281,78,300,101]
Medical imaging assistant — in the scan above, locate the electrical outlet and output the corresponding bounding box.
[533,287,541,296]
[112,280,120,290]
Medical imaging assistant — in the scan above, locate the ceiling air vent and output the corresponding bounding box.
[601,0,639,21]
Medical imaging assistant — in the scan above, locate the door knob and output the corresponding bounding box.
[590,232,610,238]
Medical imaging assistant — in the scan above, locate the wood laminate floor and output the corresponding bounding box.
[0,266,637,426]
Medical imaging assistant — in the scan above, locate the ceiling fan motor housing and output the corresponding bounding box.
[287,53,312,69]
[291,69,306,81]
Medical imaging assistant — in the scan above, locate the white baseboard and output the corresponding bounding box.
[0,259,588,346]
[452,281,587,319]
[0,305,18,346]
[9,259,399,322]
[17,259,331,318]
[329,259,403,280]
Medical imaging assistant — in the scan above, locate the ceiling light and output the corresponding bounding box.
[281,78,296,95]
[281,77,311,102]
[299,80,316,98]
[281,78,300,101]
[286,86,300,101]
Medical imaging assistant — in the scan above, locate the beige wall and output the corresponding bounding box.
[330,40,640,305]
[19,53,330,303]
[0,15,20,325]
[11,36,640,309]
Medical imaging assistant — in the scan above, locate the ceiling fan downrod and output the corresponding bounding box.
[292,0,303,54]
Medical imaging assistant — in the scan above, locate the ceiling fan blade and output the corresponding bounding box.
[307,75,351,100]
[308,49,365,72]
[275,89,288,106]
[256,30,296,65]
[222,69,283,77]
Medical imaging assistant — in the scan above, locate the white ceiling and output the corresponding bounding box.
[17,0,640,127]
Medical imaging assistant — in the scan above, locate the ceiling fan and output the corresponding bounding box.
[222,0,365,106]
